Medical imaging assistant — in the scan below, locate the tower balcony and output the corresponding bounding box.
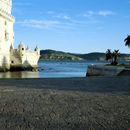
[0,8,15,22]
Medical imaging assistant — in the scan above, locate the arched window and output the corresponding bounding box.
[5,21,7,26]
[5,30,9,41]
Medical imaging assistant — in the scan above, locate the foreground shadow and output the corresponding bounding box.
[0,76,130,95]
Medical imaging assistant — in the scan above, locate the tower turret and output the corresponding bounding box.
[18,42,26,51]
[34,46,40,55]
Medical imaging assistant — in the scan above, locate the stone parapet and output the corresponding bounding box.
[86,64,125,76]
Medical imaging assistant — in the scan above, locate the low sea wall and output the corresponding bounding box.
[86,64,125,76]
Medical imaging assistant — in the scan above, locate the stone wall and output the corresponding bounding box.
[86,64,125,76]
[21,50,40,68]
[10,48,40,70]
[0,52,10,71]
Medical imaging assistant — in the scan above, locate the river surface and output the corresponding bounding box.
[0,60,108,78]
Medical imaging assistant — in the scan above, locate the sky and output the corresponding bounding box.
[12,0,130,54]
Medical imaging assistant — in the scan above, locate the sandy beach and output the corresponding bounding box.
[0,76,130,130]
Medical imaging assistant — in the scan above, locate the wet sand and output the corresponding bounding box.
[0,76,130,130]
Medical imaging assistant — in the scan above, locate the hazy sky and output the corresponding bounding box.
[12,0,130,53]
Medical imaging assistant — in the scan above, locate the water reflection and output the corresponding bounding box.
[0,71,39,78]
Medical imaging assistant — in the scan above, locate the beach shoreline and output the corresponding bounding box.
[0,77,130,130]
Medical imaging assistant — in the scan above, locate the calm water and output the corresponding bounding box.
[0,60,107,78]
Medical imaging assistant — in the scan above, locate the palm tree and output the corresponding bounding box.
[105,49,120,65]
[112,50,120,65]
[105,49,112,61]
[124,35,130,47]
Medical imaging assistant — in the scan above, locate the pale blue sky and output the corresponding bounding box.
[12,0,130,53]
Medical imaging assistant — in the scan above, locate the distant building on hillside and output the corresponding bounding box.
[0,0,40,71]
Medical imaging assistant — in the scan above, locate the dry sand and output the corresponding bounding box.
[0,76,130,130]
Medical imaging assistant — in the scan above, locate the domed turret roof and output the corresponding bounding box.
[34,46,39,51]
[18,41,25,48]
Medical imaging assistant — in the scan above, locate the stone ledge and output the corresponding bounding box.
[86,64,130,76]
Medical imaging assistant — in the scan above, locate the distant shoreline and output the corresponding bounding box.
[40,49,130,61]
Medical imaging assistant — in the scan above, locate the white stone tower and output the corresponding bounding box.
[0,0,40,71]
[0,0,15,70]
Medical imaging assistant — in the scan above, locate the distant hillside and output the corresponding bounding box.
[40,49,83,61]
[40,49,130,61]
[74,52,106,61]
